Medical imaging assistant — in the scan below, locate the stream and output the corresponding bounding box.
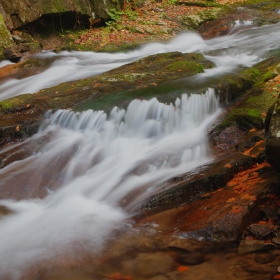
[0,22,280,279]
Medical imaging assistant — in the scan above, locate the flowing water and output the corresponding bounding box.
[0,23,280,279]
[1,23,280,101]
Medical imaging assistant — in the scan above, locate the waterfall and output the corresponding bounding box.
[0,89,221,278]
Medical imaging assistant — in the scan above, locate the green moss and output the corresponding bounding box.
[0,13,14,59]
[182,7,224,29]
[0,95,34,112]
[242,68,261,80]
[166,60,205,73]
[217,108,263,131]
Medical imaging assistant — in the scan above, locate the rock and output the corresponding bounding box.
[0,13,14,59]
[0,205,12,216]
[272,237,280,245]
[0,0,124,31]
[254,252,275,264]
[247,223,274,239]
[11,34,23,44]
[3,42,42,62]
[134,252,174,277]
[238,240,276,254]
[262,203,280,220]
[265,96,280,169]
[169,247,204,265]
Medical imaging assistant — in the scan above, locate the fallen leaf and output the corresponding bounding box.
[177,266,189,272]
[272,274,280,280]
[225,163,232,168]
[15,125,20,132]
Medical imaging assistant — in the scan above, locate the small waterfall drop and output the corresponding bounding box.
[0,89,221,278]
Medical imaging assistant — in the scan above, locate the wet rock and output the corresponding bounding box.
[0,205,12,216]
[254,252,275,264]
[169,247,204,265]
[11,34,23,44]
[262,203,280,220]
[247,223,274,239]
[238,240,277,254]
[37,267,94,280]
[134,252,174,277]
[3,42,42,62]
[140,153,258,215]
[272,238,280,246]
[198,4,280,39]
[265,96,280,169]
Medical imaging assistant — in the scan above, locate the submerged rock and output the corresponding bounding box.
[238,240,277,254]
[134,252,174,277]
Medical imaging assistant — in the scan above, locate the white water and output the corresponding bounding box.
[0,89,221,278]
[0,23,280,278]
[228,20,254,35]
[1,23,280,101]
[0,60,14,68]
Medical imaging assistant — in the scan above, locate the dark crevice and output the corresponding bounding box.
[17,12,102,35]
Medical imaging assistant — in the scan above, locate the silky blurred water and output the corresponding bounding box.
[0,23,280,279]
[0,23,280,101]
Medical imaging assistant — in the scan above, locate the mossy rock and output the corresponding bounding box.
[0,13,14,59]
[215,61,280,132]
[182,7,224,30]
[0,0,124,30]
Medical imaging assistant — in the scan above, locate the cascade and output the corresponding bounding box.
[0,89,221,278]
[0,22,280,278]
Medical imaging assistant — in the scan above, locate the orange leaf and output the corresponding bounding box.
[225,163,232,168]
[15,125,20,132]
[177,266,189,272]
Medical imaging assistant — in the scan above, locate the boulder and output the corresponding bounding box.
[3,42,42,62]
[0,0,124,31]
[0,13,13,59]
